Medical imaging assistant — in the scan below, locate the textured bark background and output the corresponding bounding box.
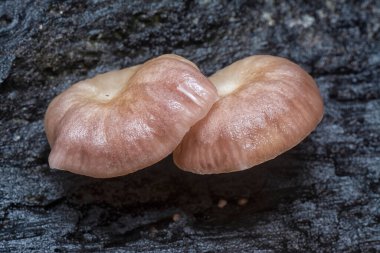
[1,1,380,252]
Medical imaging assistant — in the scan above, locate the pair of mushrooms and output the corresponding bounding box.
[45,54,324,178]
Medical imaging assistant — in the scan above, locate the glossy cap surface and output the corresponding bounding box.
[173,55,324,174]
[45,54,218,178]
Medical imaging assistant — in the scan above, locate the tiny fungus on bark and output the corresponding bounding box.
[44,54,218,178]
[45,54,323,178]
[173,55,324,174]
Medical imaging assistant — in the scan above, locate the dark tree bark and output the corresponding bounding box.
[0,1,379,252]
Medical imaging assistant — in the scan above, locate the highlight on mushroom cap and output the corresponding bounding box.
[44,54,218,178]
[173,55,324,174]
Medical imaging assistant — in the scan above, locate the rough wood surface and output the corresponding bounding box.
[1,1,379,252]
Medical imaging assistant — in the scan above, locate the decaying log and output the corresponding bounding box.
[1,1,379,252]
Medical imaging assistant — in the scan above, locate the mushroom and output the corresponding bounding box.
[173,55,324,174]
[45,54,218,178]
